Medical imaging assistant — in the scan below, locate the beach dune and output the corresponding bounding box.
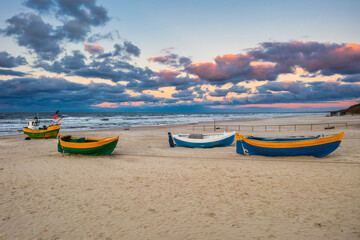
[0,114,359,239]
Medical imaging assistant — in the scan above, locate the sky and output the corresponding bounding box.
[0,0,359,112]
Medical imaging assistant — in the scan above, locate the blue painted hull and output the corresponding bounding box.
[174,134,235,148]
[237,140,341,157]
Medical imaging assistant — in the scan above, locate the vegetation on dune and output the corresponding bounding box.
[340,103,360,114]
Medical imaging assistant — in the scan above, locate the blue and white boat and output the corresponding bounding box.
[172,132,235,148]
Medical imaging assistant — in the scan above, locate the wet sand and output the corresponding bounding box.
[0,114,359,239]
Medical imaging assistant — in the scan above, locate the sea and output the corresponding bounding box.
[0,112,320,136]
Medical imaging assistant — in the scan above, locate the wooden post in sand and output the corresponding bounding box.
[214,119,216,131]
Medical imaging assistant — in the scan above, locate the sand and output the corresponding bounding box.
[0,114,359,240]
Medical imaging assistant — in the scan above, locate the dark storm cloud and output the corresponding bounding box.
[1,13,62,60]
[74,60,153,83]
[35,50,86,73]
[209,85,250,97]
[256,81,307,94]
[339,74,360,83]
[111,41,141,59]
[24,0,54,12]
[0,52,27,68]
[96,41,141,60]
[171,89,197,101]
[0,76,163,110]
[0,69,26,76]
[2,0,110,60]
[225,81,360,105]
[123,41,141,57]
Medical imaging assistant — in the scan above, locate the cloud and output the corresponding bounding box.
[0,69,26,76]
[1,13,62,60]
[339,74,360,83]
[0,76,162,110]
[0,52,27,68]
[87,31,120,43]
[186,54,277,84]
[148,53,192,68]
[158,70,181,80]
[84,42,104,55]
[249,41,360,76]
[227,81,360,105]
[35,50,86,73]
[25,0,110,33]
[97,41,141,60]
[24,0,54,12]
[171,89,197,101]
[91,102,119,108]
[2,0,110,60]
[123,41,141,57]
[209,85,250,97]
[256,81,307,94]
[187,41,360,84]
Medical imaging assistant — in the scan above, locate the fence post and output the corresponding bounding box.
[203,125,205,131]
[265,125,267,132]
[311,124,313,131]
[346,123,347,129]
[279,125,281,131]
[252,126,254,132]
[238,125,241,131]
[295,125,297,131]
[226,125,228,131]
[193,124,194,131]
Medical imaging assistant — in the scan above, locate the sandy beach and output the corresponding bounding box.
[0,114,359,240]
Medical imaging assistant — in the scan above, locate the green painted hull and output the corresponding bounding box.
[58,139,118,156]
[24,129,60,139]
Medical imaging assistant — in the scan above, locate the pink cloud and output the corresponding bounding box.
[91,102,119,108]
[148,55,176,64]
[158,70,181,80]
[84,42,104,54]
[186,54,277,81]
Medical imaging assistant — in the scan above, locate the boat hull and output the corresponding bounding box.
[58,135,119,156]
[23,125,60,139]
[173,133,235,148]
[236,132,343,158]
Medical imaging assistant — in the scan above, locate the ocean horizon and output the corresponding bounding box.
[0,111,324,136]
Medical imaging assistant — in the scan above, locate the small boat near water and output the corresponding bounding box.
[58,135,119,155]
[23,117,60,139]
[236,132,344,157]
[172,131,235,148]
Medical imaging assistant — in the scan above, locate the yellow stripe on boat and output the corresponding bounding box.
[23,124,61,134]
[58,134,119,149]
[235,132,343,149]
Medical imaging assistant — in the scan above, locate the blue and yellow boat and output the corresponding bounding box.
[236,132,343,158]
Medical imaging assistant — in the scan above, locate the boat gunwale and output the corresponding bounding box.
[23,124,61,134]
[173,131,235,143]
[236,132,344,148]
[58,134,119,149]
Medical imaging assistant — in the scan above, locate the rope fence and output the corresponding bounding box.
[192,122,352,132]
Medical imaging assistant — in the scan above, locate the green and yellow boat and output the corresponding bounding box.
[58,135,119,156]
[23,124,61,139]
